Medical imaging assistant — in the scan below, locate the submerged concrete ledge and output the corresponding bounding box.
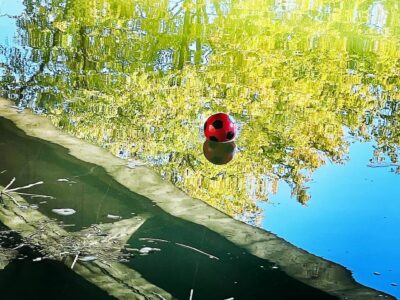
[0,185,173,300]
[0,98,393,299]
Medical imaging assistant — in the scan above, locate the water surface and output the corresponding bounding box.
[0,116,338,299]
[0,0,399,298]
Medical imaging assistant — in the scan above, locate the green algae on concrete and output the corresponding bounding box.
[0,249,16,270]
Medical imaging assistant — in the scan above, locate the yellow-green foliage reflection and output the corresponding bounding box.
[1,0,399,224]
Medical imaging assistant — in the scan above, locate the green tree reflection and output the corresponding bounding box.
[0,0,399,223]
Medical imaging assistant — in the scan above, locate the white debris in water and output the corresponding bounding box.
[57,178,77,184]
[52,208,76,216]
[33,257,43,262]
[139,237,170,243]
[139,247,161,254]
[107,214,122,220]
[79,256,97,262]
[125,248,139,252]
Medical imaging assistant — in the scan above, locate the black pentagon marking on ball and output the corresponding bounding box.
[212,120,223,129]
[226,131,234,140]
[210,136,218,142]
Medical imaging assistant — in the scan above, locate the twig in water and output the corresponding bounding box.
[138,238,219,260]
[152,292,167,300]
[71,252,80,269]
[12,243,27,250]
[175,243,219,260]
[3,177,16,191]
[1,178,52,207]
[14,192,55,199]
[6,181,44,192]
[189,289,194,300]
[1,191,22,207]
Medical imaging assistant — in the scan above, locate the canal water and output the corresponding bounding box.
[0,0,399,298]
[0,117,338,299]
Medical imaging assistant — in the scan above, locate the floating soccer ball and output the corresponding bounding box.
[203,140,236,165]
[204,113,237,142]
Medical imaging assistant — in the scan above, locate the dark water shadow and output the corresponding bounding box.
[0,223,115,300]
[0,259,116,300]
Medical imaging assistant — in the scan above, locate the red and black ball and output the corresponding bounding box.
[203,140,236,165]
[204,113,237,143]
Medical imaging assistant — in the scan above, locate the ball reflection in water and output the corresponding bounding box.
[202,140,236,165]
